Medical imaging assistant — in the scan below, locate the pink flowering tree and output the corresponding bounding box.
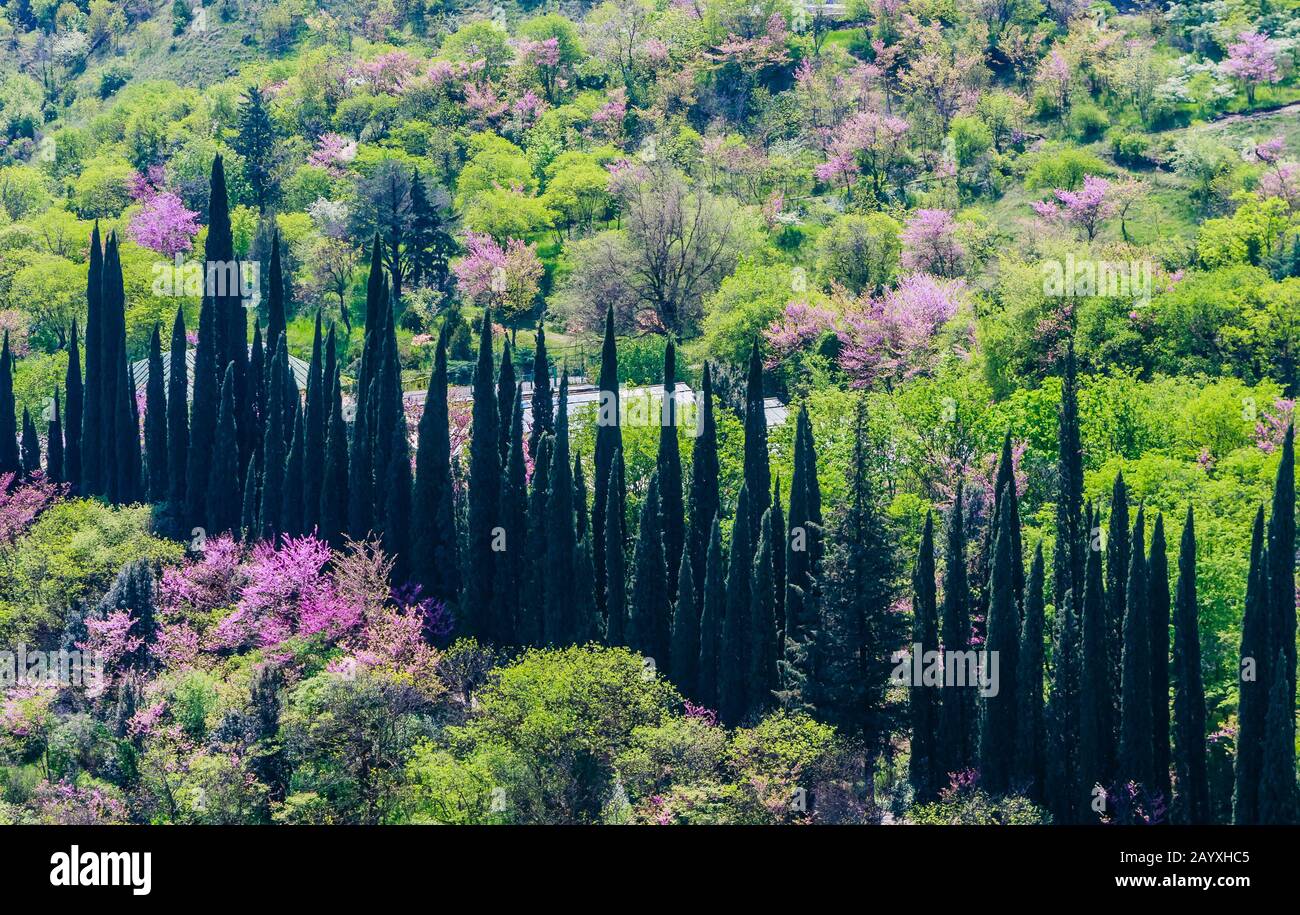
[763,300,837,366]
[901,209,967,277]
[1221,31,1282,104]
[128,190,201,258]
[837,273,971,387]
[815,110,910,200]
[452,233,544,326]
[0,471,62,545]
[1032,175,1118,241]
[308,133,358,177]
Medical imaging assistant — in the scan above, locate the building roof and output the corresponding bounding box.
[131,349,310,395]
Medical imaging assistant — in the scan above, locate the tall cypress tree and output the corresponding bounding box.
[1118,509,1153,792]
[166,308,189,528]
[939,483,976,778]
[1106,472,1131,716]
[993,432,1025,608]
[464,310,500,638]
[1015,542,1047,804]
[281,401,306,539]
[1172,507,1210,825]
[771,476,785,640]
[0,333,18,477]
[412,327,461,609]
[380,393,413,584]
[101,234,125,502]
[248,321,265,480]
[46,392,63,483]
[302,311,326,535]
[522,435,552,647]
[627,470,669,665]
[496,338,515,468]
[80,225,103,495]
[266,232,287,355]
[112,352,140,504]
[719,483,753,726]
[1234,506,1268,824]
[748,506,779,719]
[697,516,725,709]
[260,343,289,541]
[319,362,349,551]
[592,306,622,617]
[1080,503,1115,793]
[492,385,527,644]
[1046,588,1082,824]
[241,454,260,543]
[206,364,241,535]
[64,319,82,492]
[529,320,553,459]
[1258,647,1297,824]
[186,287,220,530]
[670,547,699,698]
[574,529,601,645]
[1147,512,1172,805]
[909,512,941,802]
[784,405,821,645]
[20,408,39,476]
[658,340,685,603]
[1054,341,1085,617]
[1266,425,1296,743]
[689,362,720,602]
[145,323,168,503]
[981,490,1020,794]
[742,339,771,547]
[602,448,627,648]
[205,157,249,482]
[545,372,578,646]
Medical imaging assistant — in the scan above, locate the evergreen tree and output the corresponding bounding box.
[491,385,527,644]
[46,392,63,483]
[319,363,349,550]
[786,404,823,644]
[771,476,786,641]
[529,321,553,459]
[1079,503,1115,794]
[64,319,82,492]
[1046,589,1082,824]
[206,364,241,536]
[260,344,289,541]
[981,490,1020,794]
[496,339,515,468]
[909,512,941,802]
[697,516,725,710]
[1014,543,1046,804]
[408,170,456,294]
[1258,648,1297,824]
[101,235,125,502]
[113,356,141,505]
[689,362,720,602]
[241,455,260,543]
[236,86,279,211]
[574,453,588,542]
[145,323,168,503]
[574,530,601,645]
[1234,507,1269,824]
[592,306,623,617]
[80,225,103,495]
[521,435,552,647]
[281,401,305,539]
[670,547,699,698]
[658,340,685,603]
[186,286,220,530]
[380,394,413,584]
[0,333,19,477]
[1266,425,1296,742]
[1054,341,1085,617]
[265,233,288,354]
[719,483,753,726]
[1106,472,1131,717]
[742,339,771,546]
[1147,513,1172,805]
[412,327,461,608]
[248,321,265,481]
[748,506,780,719]
[465,310,501,638]
[302,311,326,535]
[545,372,579,646]
[20,408,39,476]
[203,158,248,476]
[627,470,670,665]
[166,308,189,527]
[993,432,1025,607]
[1172,507,1210,824]
[1118,509,1154,792]
[939,483,976,777]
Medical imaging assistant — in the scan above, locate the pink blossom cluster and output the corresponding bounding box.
[837,273,971,387]
[0,471,62,544]
[901,209,966,277]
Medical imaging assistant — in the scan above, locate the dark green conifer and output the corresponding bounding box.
[465,309,500,638]
[1234,507,1268,824]
[1118,509,1154,791]
[302,311,326,535]
[145,324,168,503]
[46,392,63,483]
[658,340,685,603]
[602,447,627,648]
[939,483,976,777]
[260,343,289,541]
[20,408,39,476]
[1080,503,1115,792]
[0,334,18,477]
[80,225,103,494]
[241,455,259,543]
[697,516,725,709]
[748,506,780,720]
[593,306,623,617]
[496,338,515,468]
[981,489,1020,794]
[909,512,941,802]
[1258,648,1297,824]
[689,362,720,601]
[412,327,461,607]
[1106,472,1130,715]
[670,548,699,698]
[545,372,578,646]
[719,483,753,726]
[319,364,349,550]
[521,435,552,647]
[1147,513,1172,804]
[166,308,189,524]
[1172,507,1210,824]
[186,289,220,529]
[529,320,553,459]
[1046,589,1082,824]
[1014,543,1046,804]
[742,339,770,546]
[627,470,669,665]
[282,401,305,539]
[64,320,82,491]
[206,364,241,536]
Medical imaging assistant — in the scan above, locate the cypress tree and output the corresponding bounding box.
[492,386,527,643]
[113,356,140,504]
[670,547,699,698]
[496,338,515,468]
[529,320,553,459]
[593,306,622,617]
[689,362,720,602]
[521,435,552,647]
[260,344,289,541]
[1266,425,1296,738]
[742,339,771,546]
[1106,472,1131,715]
[1014,542,1046,804]
[939,483,976,777]
[719,483,753,726]
[1080,503,1115,793]
[319,363,349,550]
[601,447,627,648]
[145,324,168,503]
[697,516,725,710]
[281,401,305,539]
[100,234,125,501]
[574,529,601,644]
[786,404,822,642]
[46,392,63,483]
[1046,589,1082,824]
[1172,507,1210,824]
[166,308,189,527]
[658,340,685,602]
[771,476,785,641]
[371,292,402,507]
[206,364,241,536]
[993,432,1025,608]
[465,309,500,638]
[1054,341,1085,618]
[380,394,413,584]
[64,319,82,492]
[748,506,780,719]
[266,232,287,355]
[627,470,669,665]
[248,321,265,478]
[1118,509,1153,792]
[186,287,220,530]
[981,490,1020,794]
[412,327,461,608]
[346,368,375,542]
[1258,648,1297,824]
[241,454,260,543]
[80,224,103,494]
[302,312,325,535]
[545,372,579,646]
[574,452,588,542]
[1147,512,1172,805]
[909,512,941,802]
[0,333,19,477]
[21,408,39,476]
[1234,506,1268,824]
